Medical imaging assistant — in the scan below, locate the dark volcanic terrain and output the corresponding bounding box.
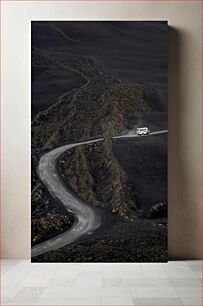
[31,21,168,262]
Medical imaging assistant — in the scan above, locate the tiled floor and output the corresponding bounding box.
[1,260,202,305]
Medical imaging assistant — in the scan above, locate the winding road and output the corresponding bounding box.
[31,130,167,257]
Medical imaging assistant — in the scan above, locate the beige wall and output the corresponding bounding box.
[1,1,202,259]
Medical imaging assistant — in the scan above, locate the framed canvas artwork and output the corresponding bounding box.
[31,21,168,262]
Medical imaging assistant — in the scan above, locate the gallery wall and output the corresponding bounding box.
[1,0,202,259]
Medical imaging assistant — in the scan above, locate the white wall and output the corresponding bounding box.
[1,1,202,259]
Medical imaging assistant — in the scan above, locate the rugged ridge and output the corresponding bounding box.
[31,54,152,244]
[32,55,151,152]
[58,139,137,220]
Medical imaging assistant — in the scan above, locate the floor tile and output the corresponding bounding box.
[165,261,187,266]
[102,277,172,288]
[17,271,56,287]
[194,271,202,279]
[35,297,102,305]
[133,297,183,305]
[32,264,59,272]
[2,262,35,287]
[41,287,101,298]
[164,265,192,272]
[175,287,202,298]
[57,263,83,272]
[1,259,202,306]
[3,297,38,305]
[141,263,165,272]
[133,286,178,298]
[74,271,102,287]
[166,271,197,279]
[2,287,22,299]
[79,271,102,278]
[170,278,202,287]
[54,270,80,278]
[186,260,202,266]
[123,277,172,287]
[102,287,132,298]
[15,287,45,298]
[143,271,168,278]
[102,278,122,287]
[103,263,142,273]
[81,263,103,272]
[189,264,202,272]
[75,276,102,287]
[102,297,134,305]
[1,299,10,305]
[47,277,76,288]
[180,296,202,305]
[103,270,144,278]
[2,265,15,274]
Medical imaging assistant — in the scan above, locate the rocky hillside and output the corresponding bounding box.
[32,53,152,244]
[57,139,137,220]
[31,178,74,246]
[32,54,151,152]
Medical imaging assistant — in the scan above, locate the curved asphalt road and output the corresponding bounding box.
[31,130,167,257]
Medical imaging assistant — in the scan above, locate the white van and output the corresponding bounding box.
[137,127,150,136]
